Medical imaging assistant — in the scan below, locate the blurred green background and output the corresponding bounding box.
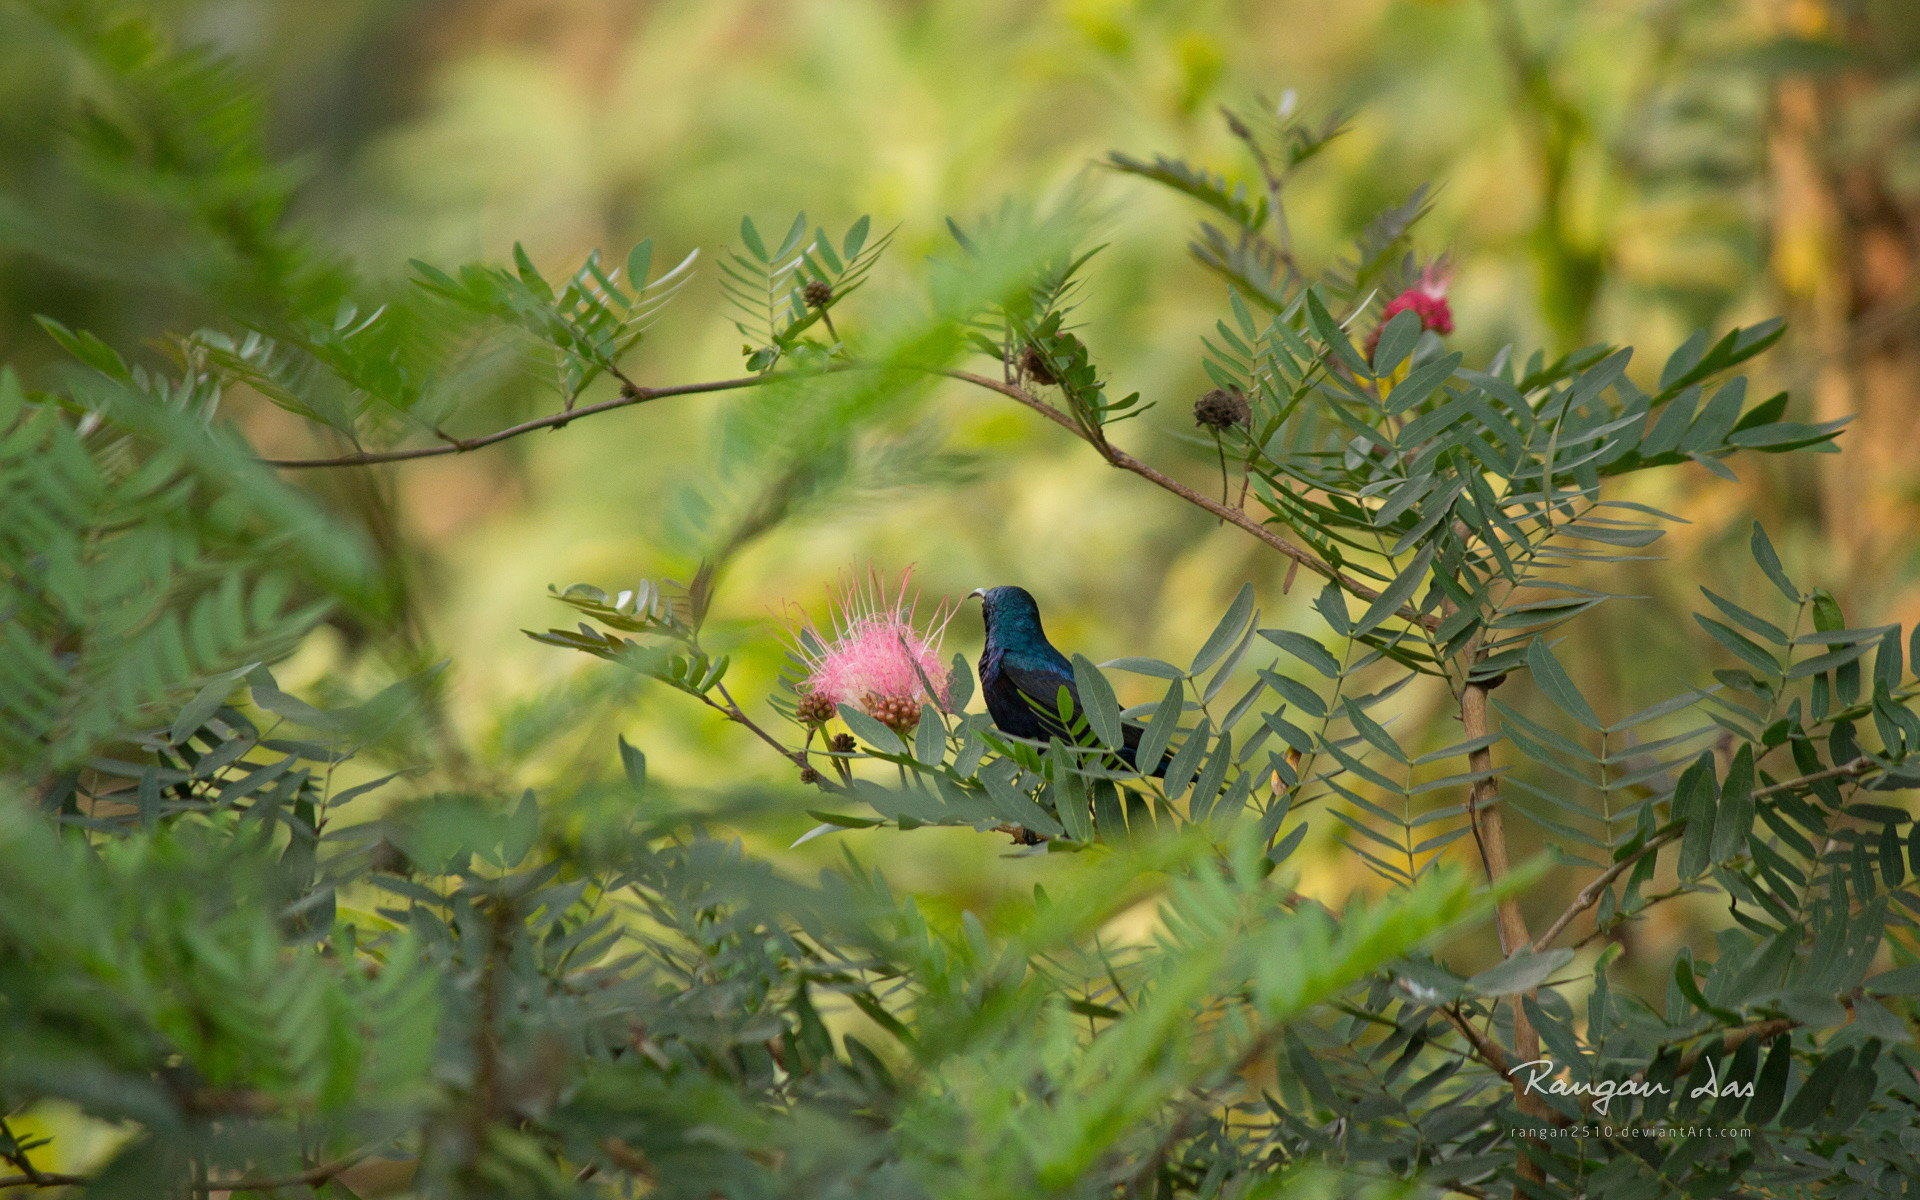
[4,0,1918,909]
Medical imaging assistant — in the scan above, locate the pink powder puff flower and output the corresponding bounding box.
[789,569,955,733]
[1366,259,1454,359]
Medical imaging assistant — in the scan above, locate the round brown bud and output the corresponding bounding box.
[828,733,856,754]
[1020,345,1059,387]
[795,691,835,725]
[802,280,833,308]
[798,766,822,785]
[862,693,922,734]
[1194,387,1250,430]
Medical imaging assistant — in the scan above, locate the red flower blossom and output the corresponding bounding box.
[1366,260,1454,359]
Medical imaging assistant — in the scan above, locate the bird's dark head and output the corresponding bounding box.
[969,585,1046,643]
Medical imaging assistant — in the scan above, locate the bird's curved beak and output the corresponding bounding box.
[967,588,986,601]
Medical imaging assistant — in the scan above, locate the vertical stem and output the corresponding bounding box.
[1213,431,1231,512]
[1462,680,1530,957]
[1460,676,1547,1189]
[459,896,511,1192]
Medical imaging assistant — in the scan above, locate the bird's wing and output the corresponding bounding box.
[995,657,1167,776]
[998,658,1080,739]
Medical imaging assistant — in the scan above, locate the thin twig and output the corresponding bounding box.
[1436,1001,1516,1078]
[0,1116,48,1187]
[1222,105,1296,267]
[1529,756,1876,953]
[1530,826,1682,955]
[255,354,1435,630]
[0,1172,85,1189]
[262,373,776,468]
[1212,430,1231,512]
[0,1154,365,1192]
[705,680,813,774]
[1655,1016,1801,1083]
[939,370,1440,631]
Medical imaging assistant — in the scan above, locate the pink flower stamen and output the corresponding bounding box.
[788,568,955,721]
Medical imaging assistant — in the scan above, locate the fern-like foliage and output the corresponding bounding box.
[10,20,1920,1200]
[723,214,892,371]
[1106,152,1268,233]
[0,367,371,774]
[412,240,699,403]
[18,3,349,319]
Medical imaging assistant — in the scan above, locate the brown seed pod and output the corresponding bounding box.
[802,280,833,308]
[1193,387,1251,430]
[1019,344,1059,387]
